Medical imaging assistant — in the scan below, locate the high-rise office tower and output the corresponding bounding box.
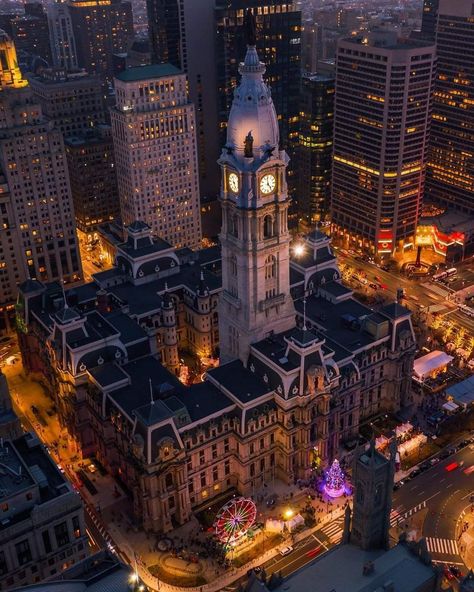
[331,31,436,256]
[146,0,301,198]
[425,0,474,217]
[297,71,334,222]
[65,126,119,236]
[215,2,301,194]
[67,0,133,81]
[0,32,81,311]
[29,69,106,136]
[10,1,52,64]
[47,2,78,71]
[111,64,202,249]
[420,0,439,42]
[301,20,324,73]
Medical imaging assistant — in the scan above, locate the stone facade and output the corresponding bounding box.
[17,44,416,535]
[0,434,88,591]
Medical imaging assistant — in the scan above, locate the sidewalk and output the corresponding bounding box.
[457,504,474,570]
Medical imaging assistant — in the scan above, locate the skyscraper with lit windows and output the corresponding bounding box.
[0,32,81,317]
[146,0,301,198]
[425,0,474,217]
[110,64,202,249]
[331,31,436,256]
[67,0,133,81]
[297,71,334,222]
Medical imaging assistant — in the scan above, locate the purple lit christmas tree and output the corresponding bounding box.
[324,459,346,498]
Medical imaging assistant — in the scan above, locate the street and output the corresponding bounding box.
[335,247,474,336]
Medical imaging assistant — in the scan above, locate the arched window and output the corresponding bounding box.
[265,255,276,280]
[263,215,274,239]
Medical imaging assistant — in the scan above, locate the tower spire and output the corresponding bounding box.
[244,8,257,46]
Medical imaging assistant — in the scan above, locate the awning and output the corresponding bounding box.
[442,401,459,413]
[446,375,474,407]
[413,350,453,380]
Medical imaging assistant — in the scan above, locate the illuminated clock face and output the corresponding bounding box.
[228,172,239,193]
[260,174,276,195]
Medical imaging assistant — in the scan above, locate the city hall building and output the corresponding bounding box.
[17,42,416,534]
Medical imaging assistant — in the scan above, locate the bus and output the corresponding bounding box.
[433,267,456,281]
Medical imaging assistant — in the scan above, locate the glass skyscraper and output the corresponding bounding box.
[425,0,474,216]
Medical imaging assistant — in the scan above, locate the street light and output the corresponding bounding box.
[293,243,305,257]
[284,508,294,519]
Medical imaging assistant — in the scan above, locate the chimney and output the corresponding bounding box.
[96,289,109,313]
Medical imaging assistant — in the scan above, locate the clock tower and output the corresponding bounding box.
[218,27,295,365]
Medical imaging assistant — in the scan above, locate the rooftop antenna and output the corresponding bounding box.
[61,279,68,309]
[149,378,154,405]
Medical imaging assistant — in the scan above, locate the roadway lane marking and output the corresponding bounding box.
[320,520,343,543]
[409,485,418,491]
[446,483,453,488]
[440,478,446,483]
[432,560,464,566]
[417,491,425,496]
[426,492,441,502]
[312,533,328,550]
[426,537,459,556]
[462,490,474,500]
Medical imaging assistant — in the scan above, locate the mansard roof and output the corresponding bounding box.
[207,360,272,404]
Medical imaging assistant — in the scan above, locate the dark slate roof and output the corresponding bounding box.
[73,282,101,304]
[92,268,124,282]
[288,327,320,347]
[251,332,299,371]
[19,278,43,293]
[320,281,352,297]
[128,220,150,232]
[290,267,304,286]
[115,63,181,82]
[88,363,129,389]
[298,295,385,352]
[55,306,81,324]
[134,400,174,426]
[208,360,272,403]
[118,237,173,258]
[105,312,148,343]
[380,302,411,319]
[108,283,163,316]
[181,382,234,422]
[108,357,183,418]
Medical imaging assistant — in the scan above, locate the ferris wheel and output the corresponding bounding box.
[214,497,257,546]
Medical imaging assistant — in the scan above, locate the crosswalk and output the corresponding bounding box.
[320,520,344,544]
[426,537,459,556]
[389,501,426,527]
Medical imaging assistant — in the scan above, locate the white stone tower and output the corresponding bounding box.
[218,23,295,365]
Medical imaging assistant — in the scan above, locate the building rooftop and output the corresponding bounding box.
[14,550,132,592]
[115,63,181,82]
[277,542,436,591]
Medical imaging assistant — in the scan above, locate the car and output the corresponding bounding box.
[88,463,97,474]
[445,462,458,472]
[444,566,455,581]
[393,480,404,491]
[449,565,463,578]
[419,461,431,472]
[409,468,421,479]
[369,283,378,290]
[279,546,294,557]
[439,450,450,460]
[430,457,440,465]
